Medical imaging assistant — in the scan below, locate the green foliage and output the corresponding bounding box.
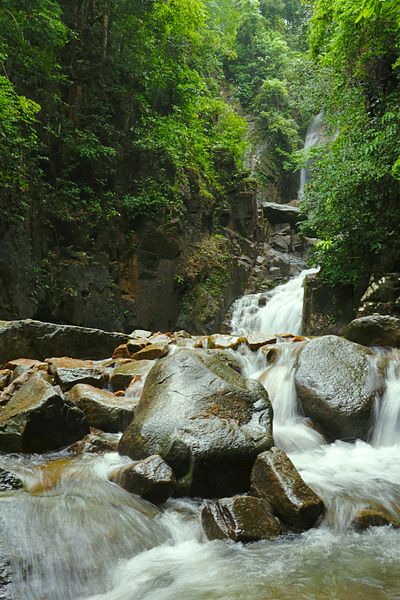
[300,0,400,284]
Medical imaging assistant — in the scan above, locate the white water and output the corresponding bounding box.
[230,267,319,336]
[2,271,400,598]
[298,111,325,198]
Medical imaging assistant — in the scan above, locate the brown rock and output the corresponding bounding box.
[67,384,137,432]
[351,507,400,531]
[131,344,169,361]
[126,338,149,354]
[110,360,154,391]
[46,357,106,392]
[4,358,47,370]
[247,336,277,351]
[69,429,120,454]
[250,447,324,531]
[112,344,131,359]
[0,373,89,453]
[202,496,282,542]
[0,370,11,392]
[110,454,176,503]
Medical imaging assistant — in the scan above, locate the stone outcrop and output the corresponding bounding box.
[0,320,130,363]
[295,335,381,440]
[357,273,400,318]
[46,358,106,391]
[345,315,400,348]
[110,455,176,504]
[119,348,273,497]
[261,202,300,226]
[250,448,324,531]
[0,373,89,452]
[67,384,136,432]
[202,496,283,542]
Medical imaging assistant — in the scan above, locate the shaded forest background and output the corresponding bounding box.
[0,0,399,331]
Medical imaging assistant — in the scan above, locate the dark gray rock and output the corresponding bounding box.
[295,335,380,440]
[261,202,300,226]
[345,315,400,348]
[0,319,130,364]
[202,495,282,542]
[47,358,106,392]
[0,468,23,491]
[0,373,89,453]
[110,455,176,503]
[250,448,324,531]
[118,348,273,497]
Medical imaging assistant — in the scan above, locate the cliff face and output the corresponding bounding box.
[0,176,261,334]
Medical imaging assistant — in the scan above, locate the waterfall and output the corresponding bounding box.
[230,267,318,336]
[372,349,400,447]
[298,111,325,198]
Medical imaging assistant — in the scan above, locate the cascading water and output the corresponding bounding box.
[298,111,325,198]
[230,267,319,336]
[2,271,400,599]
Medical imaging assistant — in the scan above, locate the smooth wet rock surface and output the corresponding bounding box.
[110,455,176,503]
[0,373,89,453]
[250,448,324,531]
[295,335,380,440]
[0,319,129,363]
[345,315,400,348]
[202,495,283,542]
[351,507,400,531]
[119,348,273,497]
[67,384,136,432]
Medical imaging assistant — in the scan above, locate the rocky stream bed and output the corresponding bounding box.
[0,275,400,599]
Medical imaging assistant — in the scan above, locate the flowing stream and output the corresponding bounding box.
[2,271,400,599]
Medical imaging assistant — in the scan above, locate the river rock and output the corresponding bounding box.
[0,373,89,453]
[0,372,11,393]
[247,335,277,351]
[0,467,23,491]
[250,448,324,531]
[351,507,400,531]
[69,429,120,454]
[131,344,169,361]
[345,315,400,348]
[110,455,176,503]
[110,360,154,391]
[201,496,282,542]
[67,384,136,432]
[118,348,273,497]
[207,335,247,350]
[47,358,106,391]
[295,335,380,440]
[0,319,130,363]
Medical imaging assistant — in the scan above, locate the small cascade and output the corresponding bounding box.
[231,268,318,336]
[298,111,325,198]
[372,349,400,447]
[254,344,325,453]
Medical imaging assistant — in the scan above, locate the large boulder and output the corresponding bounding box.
[67,384,136,432]
[110,455,176,503]
[0,319,130,364]
[345,315,400,348]
[118,348,273,497]
[250,448,324,531]
[202,496,282,542]
[0,373,89,452]
[295,335,380,440]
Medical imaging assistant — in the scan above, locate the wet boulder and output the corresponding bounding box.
[46,358,106,392]
[0,319,129,363]
[119,348,273,497]
[110,455,176,503]
[0,373,89,453]
[67,384,136,432]
[69,429,120,454]
[202,496,282,542]
[295,335,380,440]
[351,507,400,531]
[345,315,400,348]
[250,448,324,531]
[131,344,169,361]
